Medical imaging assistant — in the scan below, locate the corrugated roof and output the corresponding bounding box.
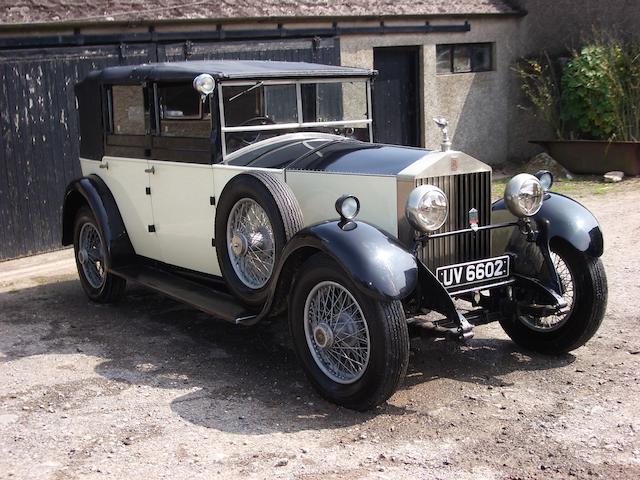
[1,1,521,25]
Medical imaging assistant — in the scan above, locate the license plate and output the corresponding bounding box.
[436,255,510,289]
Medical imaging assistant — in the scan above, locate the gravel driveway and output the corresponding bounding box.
[1,188,639,480]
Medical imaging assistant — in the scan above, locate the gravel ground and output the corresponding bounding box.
[1,188,639,480]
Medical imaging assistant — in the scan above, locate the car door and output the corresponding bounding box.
[99,84,162,261]
[147,82,219,276]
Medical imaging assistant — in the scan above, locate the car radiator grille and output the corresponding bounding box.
[416,171,492,272]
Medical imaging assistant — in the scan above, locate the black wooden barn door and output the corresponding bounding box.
[372,47,421,147]
[0,44,156,260]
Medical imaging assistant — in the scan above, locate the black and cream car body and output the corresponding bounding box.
[63,60,607,410]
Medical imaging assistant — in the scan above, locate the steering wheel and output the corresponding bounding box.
[234,116,277,145]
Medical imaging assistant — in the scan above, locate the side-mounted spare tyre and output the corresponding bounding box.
[215,172,304,308]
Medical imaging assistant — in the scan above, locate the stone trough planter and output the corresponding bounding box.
[532,140,640,176]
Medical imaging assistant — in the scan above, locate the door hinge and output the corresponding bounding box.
[146,187,151,195]
[209,196,215,205]
[148,225,156,233]
[211,238,215,247]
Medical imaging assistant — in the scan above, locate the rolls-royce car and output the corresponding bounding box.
[62,60,607,410]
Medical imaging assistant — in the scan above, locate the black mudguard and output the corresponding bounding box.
[492,192,604,258]
[492,192,603,309]
[255,220,419,321]
[61,175,135,269]
[415,259,470,334]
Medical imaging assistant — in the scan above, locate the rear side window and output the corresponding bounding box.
[157,83,211,138]
[110,85,146,135]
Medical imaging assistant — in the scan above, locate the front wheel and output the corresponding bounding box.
[289,254,409,411]
[499,242,607,354]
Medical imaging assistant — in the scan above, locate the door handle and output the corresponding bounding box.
[145,166,155,174]
[99,162,108,169]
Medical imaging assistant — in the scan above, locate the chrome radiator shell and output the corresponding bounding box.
[397,168,492,272]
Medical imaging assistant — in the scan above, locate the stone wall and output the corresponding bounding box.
[512,0,640,56]
[341,17,522,165]
[507,0,640,162]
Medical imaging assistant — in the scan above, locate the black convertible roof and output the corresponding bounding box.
[86,60,376,84]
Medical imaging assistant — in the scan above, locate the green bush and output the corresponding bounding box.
[560,45,620,139]
[516,39,640,141]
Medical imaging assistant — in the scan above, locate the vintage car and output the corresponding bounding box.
[63,60,607,410]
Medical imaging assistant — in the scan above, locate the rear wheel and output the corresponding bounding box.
[289,254,409,411]
[73,207,126,303]
[499,242,607,354]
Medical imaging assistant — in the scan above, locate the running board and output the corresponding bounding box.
[112,265,256,324]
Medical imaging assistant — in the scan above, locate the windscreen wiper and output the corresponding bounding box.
[228,81,264,102]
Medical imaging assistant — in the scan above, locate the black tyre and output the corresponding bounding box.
[215,172,303,308]
[499,242,607,354]
[289,254,410,411]
[73,206,126,303]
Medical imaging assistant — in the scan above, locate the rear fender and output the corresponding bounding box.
[62,175,134,269]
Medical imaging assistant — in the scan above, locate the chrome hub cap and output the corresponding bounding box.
[304,281,370,384]
[77,249,88,265]
[313,323,334,349]
[230,234,248,257]
[226,199,275,289]
[78,223,106,290]
[521,252,575,331]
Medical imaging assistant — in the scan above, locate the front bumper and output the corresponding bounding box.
[410,219,568,341]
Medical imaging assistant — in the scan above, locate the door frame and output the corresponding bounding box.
[372,45,423,147]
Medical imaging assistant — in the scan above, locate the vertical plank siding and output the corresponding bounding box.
[0,38,339,260]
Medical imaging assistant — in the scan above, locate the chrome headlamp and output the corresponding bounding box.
[405,185,448,232]
[504,173,544,217]
[193,73,215,96]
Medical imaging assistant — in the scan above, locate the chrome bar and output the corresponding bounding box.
[448,278,516,296]
[424,221,518,239]
[222,118,372,133]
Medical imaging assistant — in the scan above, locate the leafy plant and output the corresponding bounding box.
[516,38,640,141]
[561,45,620,139]
[513,53,565,139]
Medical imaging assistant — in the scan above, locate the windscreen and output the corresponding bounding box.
[220,79,371,156]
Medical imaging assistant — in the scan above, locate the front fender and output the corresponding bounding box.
[254,220,418,321]
[492,192,604,257]
[62,175,134,269]
[285,220,419,300]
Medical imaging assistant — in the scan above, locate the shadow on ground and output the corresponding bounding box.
[0,278,574,434]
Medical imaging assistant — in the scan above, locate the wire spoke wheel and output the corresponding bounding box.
[520,251,575,332]
[77,223,106,290]
[303,281,371,384]
[226,198,275,289]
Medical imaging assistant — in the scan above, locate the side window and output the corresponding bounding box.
[110,85,147,135]
[157,83,211,138]
[436,43,494,74]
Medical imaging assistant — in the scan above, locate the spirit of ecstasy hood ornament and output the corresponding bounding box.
[433,117,451,152]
